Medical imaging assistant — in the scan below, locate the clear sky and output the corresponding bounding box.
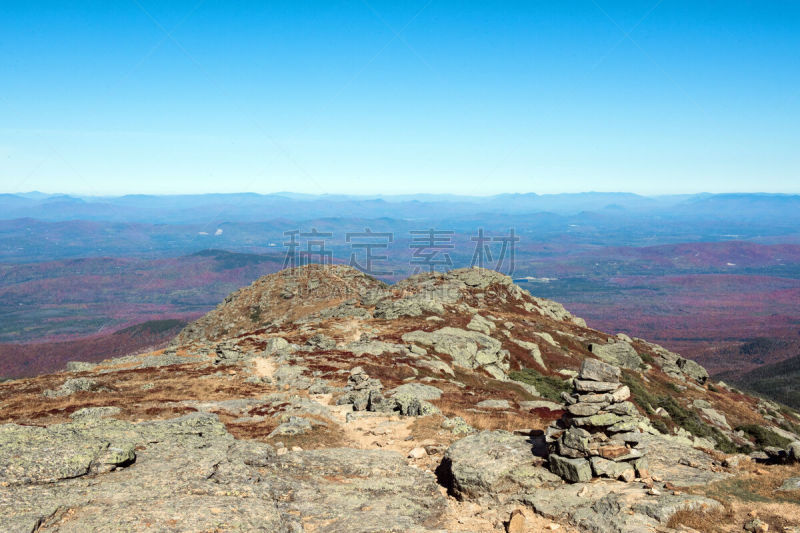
[1,1,799,196]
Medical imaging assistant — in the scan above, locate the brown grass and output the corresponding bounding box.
[666,506,735,532]
[670,463,800,532]
[0,362,277,426]
[696,463,800,504]
[668,504,799,533]
[408,414,452,442]
[459,410,545,432]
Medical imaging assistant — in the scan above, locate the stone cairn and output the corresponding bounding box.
[546,358,649,483]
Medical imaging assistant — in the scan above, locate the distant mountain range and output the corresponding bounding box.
[2,191,799,224]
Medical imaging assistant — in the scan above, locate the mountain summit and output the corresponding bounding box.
[1,266,799,532]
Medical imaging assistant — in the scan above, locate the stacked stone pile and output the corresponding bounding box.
[546,358,649,482]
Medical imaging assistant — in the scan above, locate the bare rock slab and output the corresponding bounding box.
[439,430,560,502]
[525,481,722,533]
[0,414,449,533]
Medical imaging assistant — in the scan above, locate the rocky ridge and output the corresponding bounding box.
[1,265,799,532]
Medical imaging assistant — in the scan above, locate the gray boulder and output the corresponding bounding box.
[548,454,592,483]
[402,327,509,379]
[677,357,709,384]
[43,378,103,398]
[268,416,314,437]
[641,341,710,384]
[788,441,800,463]
[588,342,642,370]
[263,336,290,354]
[778,477,800,491]
[590,456,635,481]
[65,361,97,372]
[391,394,440,416]
[306,333,336,350]
[626,433,731,487]
[373,296,444,319]
[441,416,474,435]
[568,403,603,416]
[476,399,511,409]
[579,358,621,382]
[69,406,121,420]
[511,338,546,369]
[466,314,495,335]
[387,382,443,401]
[440,431,559,502]
[574,380,620,392]
[449,267,513,289]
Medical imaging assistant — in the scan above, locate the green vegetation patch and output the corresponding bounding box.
[249,306,263,323]
[733,354,800,411]
[509,369,571,402]
[621,372,659,414]
[735,424,792,448]
[650,418,669,435]
[115,319,187,336]
[656,396,747,454]
[638,351,655,365]
[622,372,748,453]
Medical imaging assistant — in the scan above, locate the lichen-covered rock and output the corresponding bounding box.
[440,431,559,502]
[43,377,103,398]
[574,380,620,392]
[788,441,800,463]
[391,394,440,416]
[525,295,586,327]
[69,406,121,420]
[373,296,445,319]
[590,456,635,481]
[676,357,709,384]
[623,432,731,487]
[263,336,290,354]
[466,314,495,335]
[0,414,449,532]
[548,454,592,483]
[0,419,140,485]
[402,327,510,378]
[448,267,514,289]
[525,482,722,533]
[475,399,509,409]
[778,476,800,491]
[268,415,314,437]
[338,368,440,416]
[343,340,406,356]
[579,358,621,383]
[511,338,546,369]
[65,361,97,372]
[567,402,604,416]
[699,407,731,430]
[387,382,443,401]
[441,416,474,435]
[638,340,710,384]
[588,342,643,370]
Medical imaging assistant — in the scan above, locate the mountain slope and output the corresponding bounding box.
[728,352,800,410]
[1,266,799,532]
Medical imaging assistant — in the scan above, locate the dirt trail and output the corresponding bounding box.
[252,357,277,378]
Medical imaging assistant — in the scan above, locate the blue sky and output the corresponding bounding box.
[1,1,799,196]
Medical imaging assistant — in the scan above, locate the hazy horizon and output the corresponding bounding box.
[4,190,800,199]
